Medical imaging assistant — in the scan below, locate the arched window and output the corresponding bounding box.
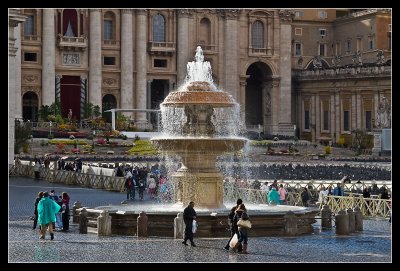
[251,20,264,48]
[104,11,115,40]
[63,9,78,37]
[199,18,211,45]
[153,14,165,42]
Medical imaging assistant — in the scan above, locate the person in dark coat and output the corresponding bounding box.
[224,199,243,251]
[33,191,44,230]
[182,201,197,247]
[61,192,70,231]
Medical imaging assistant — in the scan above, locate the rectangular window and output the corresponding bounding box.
[343,110,350,131]
[295,11,304,18]
[319,28,326,37]
[295,43,302,56]
[319,44,325,56]
[104,20,113,40]
[304,110,310,130]
[295,28,302,36]
[104,56,116,65]
[323,110,329,130]
[366,111,372,132]
[368,37,374,50]
[24,52,37,62]
[24,15,34,36]
[346,40,351,53]
[154,59,167,68]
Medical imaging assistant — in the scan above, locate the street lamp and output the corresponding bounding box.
[49,121,52,137]
[258,124,262,140]
[92,129,96,152]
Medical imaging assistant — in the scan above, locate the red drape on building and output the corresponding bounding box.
[80,13,84,36]
[62,9,77,36]
[57,11,61,34]
[60,76,81,121]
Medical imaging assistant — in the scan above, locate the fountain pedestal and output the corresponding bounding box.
[173,167,224,209]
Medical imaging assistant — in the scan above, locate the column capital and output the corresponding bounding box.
[121,9,133,14]
[135,9,147,15]
[56,74,63,80]
[80,75,87,80]
[278,9,295,23]
[177,9,194,17]
[217,9,241,19]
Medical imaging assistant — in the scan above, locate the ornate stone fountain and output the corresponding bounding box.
[151,46,247,209]
[94,47,318,238]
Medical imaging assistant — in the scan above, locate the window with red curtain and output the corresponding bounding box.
[62,9,77,37]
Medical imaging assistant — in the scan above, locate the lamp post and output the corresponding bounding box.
[30,135,33,157]
[49,121,52,138]
[258,124,262,140]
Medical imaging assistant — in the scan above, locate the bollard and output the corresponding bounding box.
[347,208,355,232]
[335,210,349,235]
[97,210,112,236]
[137,211,148,237]
[72,201,82,223]
[321,205,332,229]
[284,211,298,236]
[79,208,88,234]
[353,207,363,231]
[174,213,184,239]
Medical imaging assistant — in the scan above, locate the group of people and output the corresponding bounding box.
[182,198,251,254]
[33,189,70,240]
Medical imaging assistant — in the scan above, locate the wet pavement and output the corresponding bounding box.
[9,176,392,263]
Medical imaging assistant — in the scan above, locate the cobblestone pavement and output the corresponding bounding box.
[9,176,392,263]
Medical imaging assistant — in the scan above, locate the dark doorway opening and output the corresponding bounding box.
[22,91,38,121]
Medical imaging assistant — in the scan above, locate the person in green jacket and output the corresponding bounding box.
[267,187,280,205]
[37,191,61,240]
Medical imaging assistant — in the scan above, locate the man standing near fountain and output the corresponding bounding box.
[182,201,197,247]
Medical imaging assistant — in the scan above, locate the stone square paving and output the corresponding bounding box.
[8,176,392,263]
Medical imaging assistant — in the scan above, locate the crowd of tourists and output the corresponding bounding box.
[32,189,70,240]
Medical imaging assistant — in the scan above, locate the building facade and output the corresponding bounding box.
[11,8,391,144]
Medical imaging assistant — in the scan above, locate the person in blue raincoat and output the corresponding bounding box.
[37,191,61,240]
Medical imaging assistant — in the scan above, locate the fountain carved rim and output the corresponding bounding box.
[161,81,236,107]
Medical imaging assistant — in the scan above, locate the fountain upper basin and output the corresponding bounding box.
[151,137,247,154]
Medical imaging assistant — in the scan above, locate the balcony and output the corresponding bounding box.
[196,44,217,54]
[22,35,41,45]
[103,39,120,49]
[57,35,87,51]
[147,41,175,56]
[248,47,272,57]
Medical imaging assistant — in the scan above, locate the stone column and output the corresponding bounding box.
[347,208,355,233]
[223,9,240,100]
[135,9,147,124]
[174,212,184,239]
[42,9,56,106]
[278,10,295,130]
[351,90,357,129]
[335,90,341,139]
[15,24,22,119]
[335,210,349,235]
[97,210,112,236]
[315,94,321,141]
[311,94,316,142]
[177,9,191,86]
[137,211,148,237]
[321,205,332,229]
[284,211,297,236]
[89,9,102,108]
[356,91,362,129]
[271,78,280,134]
[330,92,336,142]
[9,9,26,168]
[120,10,133,119]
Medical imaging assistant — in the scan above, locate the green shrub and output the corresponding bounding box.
[128,140,157,155]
